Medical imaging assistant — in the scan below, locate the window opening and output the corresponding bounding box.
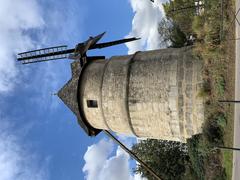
[87,100,98,108]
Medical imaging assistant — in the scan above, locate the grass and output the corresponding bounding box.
[223,150,233,180]
[216,75,226,97]
[185,0,235,179]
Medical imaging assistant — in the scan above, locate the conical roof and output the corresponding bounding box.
[57,61,101,136]
[58,61,81,117]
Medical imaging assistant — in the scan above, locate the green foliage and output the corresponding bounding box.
[161,0,199,48]
[216,75,225,97]
[163,0,196,36]
[192,16,205,39]
[187,127,227,180]
[216,113,227,128]
[158,19,187,48]
[203,113,226,145]
[199,0,222,47]
[187,135,207,180]
[223,151,233,180]
[132,139,189,180]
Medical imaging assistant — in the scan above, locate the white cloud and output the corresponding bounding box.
[0,0,44,93]
[83,139,114,180]
[126,0,168,54]
[0,118,49,180]
[116,133,137,148]
[0,1,51,179]
[83,139,146,180]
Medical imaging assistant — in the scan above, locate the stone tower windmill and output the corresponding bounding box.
[17,33,204,143]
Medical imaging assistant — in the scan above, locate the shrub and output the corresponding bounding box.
[204,113,226,144]
[187,135,206,180]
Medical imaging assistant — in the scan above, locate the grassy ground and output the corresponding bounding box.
[185,0,235,179]
[221,0,235,175]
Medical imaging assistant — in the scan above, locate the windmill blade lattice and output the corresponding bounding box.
[17,45,72,64]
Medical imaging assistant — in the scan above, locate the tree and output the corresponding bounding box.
[163,0,198,36]
[158,18,187,48]
[132,139,190,180]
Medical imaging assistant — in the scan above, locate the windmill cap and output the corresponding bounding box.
[57,60,101,136]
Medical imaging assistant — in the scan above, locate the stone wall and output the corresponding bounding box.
[127,47,204,142]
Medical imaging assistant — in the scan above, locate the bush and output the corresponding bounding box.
[187,135,207,180]
[204,113,226,144]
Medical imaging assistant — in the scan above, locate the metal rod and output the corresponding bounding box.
[227,38,240,41]
[216,146,240,151]
[218,100,240,103]
[91,37,140,49]
[103,130,162,180]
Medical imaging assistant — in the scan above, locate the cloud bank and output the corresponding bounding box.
[83,139,146,180]
[126,0,168,54]
[0,119,49,180]
[0,1,51,179]
[0,0,44,93]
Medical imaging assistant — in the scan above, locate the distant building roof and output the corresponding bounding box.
[57,60,101,136]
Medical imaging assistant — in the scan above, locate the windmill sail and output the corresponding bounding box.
[17,45,74,64]
[91,37,140,49]
[17,34,140,65]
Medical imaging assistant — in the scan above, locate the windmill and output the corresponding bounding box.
[17,29,207,180]
[17,33,163,180]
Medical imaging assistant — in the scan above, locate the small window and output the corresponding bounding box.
[87,100,98,108]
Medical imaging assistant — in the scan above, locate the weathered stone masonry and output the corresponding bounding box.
[58,47,204,142]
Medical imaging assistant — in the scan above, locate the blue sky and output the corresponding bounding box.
[0,0,166,179]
